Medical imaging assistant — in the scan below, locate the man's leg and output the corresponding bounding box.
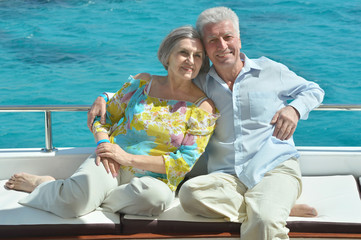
[179,172,247,222]
[241,158,302,240]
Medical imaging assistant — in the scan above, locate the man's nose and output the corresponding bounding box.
[217,38,227,49]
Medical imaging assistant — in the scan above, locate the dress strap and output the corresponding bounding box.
[194,96,208,107]
[145,77,153,95]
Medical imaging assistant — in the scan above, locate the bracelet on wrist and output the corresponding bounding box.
[99,93,109,102]
[97,139,110,146]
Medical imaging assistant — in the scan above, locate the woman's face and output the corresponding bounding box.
[167,38,204,80]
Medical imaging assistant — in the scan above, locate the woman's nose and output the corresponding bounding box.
[187,55,194,64]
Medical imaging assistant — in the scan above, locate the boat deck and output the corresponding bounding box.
[1,105,361,239]
[1,147,361,240]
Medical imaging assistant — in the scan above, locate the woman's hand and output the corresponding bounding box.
[96,143,132,176]
[96,154,120,178]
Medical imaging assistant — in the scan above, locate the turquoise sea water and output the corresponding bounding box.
[0,0,360,148]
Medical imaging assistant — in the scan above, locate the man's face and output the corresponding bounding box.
[202,20,242,71]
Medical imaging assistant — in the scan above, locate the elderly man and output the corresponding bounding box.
[88,6,324,240]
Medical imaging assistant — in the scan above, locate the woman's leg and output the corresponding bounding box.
[101,170,175,216]
[18,153,118,218]
[5,173,55,193]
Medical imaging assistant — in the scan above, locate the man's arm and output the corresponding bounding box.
[87,95,108,131]
[270,106,300,141]
[270,63,325,141]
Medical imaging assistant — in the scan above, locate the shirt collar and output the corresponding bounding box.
[240,52,261,75]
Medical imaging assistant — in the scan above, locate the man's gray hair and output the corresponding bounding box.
[158,26,210,73]
[196,7,240,38]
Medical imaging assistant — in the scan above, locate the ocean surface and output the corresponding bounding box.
[0,0,360,148]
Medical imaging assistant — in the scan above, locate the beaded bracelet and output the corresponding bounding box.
[97,139,110,146]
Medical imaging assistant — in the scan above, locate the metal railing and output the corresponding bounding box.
[0,105,90,152]
[0,104,360,152]
[315,104,361,111]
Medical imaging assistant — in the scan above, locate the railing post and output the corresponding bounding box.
[43,110,55,152]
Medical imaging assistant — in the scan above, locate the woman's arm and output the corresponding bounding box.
[96,99,217,183]
[92,78,141,176]
[96,145,166,174]
[93,132,121,177]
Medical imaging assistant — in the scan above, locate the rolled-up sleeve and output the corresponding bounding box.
[279,64,325,119]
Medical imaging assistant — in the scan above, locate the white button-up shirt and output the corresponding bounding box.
[194,53,324,189]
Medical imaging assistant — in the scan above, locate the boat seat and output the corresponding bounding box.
[1,175,360,238]
[0,179,121,238]
[121,175,361,235]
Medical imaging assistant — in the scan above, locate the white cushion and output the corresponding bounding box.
[0,180,119,226]
[2,175,360,229]
[124,175,361,224]
[288,175,361,223]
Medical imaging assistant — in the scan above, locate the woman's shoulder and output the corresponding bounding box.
[116,76,148,97]
[197,98,217,115]
[192,84,216,115]
[126,75,150,88]
[189,98,219,129]
[133,73,152,82]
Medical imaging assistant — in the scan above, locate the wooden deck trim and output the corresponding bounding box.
[3,232,361,240]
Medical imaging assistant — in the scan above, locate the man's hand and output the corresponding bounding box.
[87,96,107,131]
[270,106,300,140]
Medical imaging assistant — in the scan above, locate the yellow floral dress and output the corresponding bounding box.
[93,76,219,191]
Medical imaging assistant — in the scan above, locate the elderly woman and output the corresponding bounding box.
[5,26,218,218]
